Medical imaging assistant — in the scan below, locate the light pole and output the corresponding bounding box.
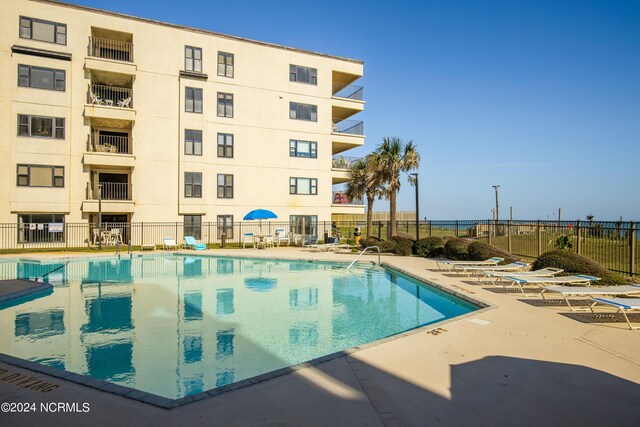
[409,173,419,242]
[98,182,103,251]
[492,185,500,235]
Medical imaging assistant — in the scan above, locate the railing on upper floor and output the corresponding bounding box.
[332,155,361,169]
[87,134,131,154]
[332,118,364,136]
[332,83,364,101]
[86,182,132,201]
[88,84,133,108]
[332,191,364,206]
[88,36,134,62]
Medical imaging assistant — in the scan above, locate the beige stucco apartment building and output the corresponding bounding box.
[0,0,365,246]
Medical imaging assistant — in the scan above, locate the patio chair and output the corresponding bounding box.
[92,228,103,246]
[453,261,529,277]
[110,229,123,245]
[90,91,105,105]
[485,267,564,286]
[539,284,640,311]
[589,297,640,330]
[184,236,206,251]
[117,97,131,108]
[242,232,256,248]
[501,274,600,296]
[262,234,275,249]
[163,237,181,250]
[436,257,504,271]
[274,228,290,246]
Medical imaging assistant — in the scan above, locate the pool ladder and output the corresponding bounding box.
[347,246,381,270]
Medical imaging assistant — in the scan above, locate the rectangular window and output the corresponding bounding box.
[184,215,202,240]
[19,16,67,45]
[289,140,317,158]
[217,52,234,77]
[217,93,233,118]
[17,115,65,139]
[217,215,233,239]
[17,164,64,188]
[184,172,202,198]
[185,46,202,72]
[17,65,65,91]
[184,129,202,156]
[290,215,318,236]
[289,64,317,85]
[18,214,65,244]
[217,133,234,158]
[289,177,318,195]
[217,174,233,199]
[289,102,317,122]
[185,87,203,113]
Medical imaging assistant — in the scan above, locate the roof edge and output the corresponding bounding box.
[30,0,365,65]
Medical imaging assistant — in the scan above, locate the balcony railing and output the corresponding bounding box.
[332,83,364,101]
[87,134,131,154]
[332,155,361,169]
[88,84,133,108]
[332,191,363,206]
[332,118,364,136]
[87,182,132,201]
[88,36,134,62]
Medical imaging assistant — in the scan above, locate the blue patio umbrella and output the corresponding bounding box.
[243,209,278,232]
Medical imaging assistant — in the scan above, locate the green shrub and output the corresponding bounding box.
[414,237,445,257]
[467,241,519,264]
[533,250,628,286]
[443,238,471,260]
[361,236,382,249]
[377,240,397,253]
[391,236,413,256]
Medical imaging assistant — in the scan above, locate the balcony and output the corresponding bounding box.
[88,36,134,62]
[86,182,132,201]
[332,118,364,136]
[83,134,134,168]
[85,84,136,122]
[332,191,363,206]
[332,155,361,170]
[332,83,364,101]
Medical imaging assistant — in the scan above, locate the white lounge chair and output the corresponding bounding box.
[327,244,358,253]
[163,237,181,250]
[485,267,564,286]
[242,233,256,249]
[117,97,131,108]
[274,228,290,246]
[589,297,640,330]
[540,284,640,311]
[437,257,504,271]
[303,243,338,252]
[453,261,529,277]
[501,274,600,296]
[90,91,105,105]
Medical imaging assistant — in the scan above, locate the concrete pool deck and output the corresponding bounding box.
[1,248,639,426]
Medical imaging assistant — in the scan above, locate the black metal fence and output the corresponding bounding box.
[0,219,637,277]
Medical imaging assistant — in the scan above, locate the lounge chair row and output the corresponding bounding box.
[439,256,640,330]
[162,236,206,251]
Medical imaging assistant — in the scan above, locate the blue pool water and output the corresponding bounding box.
[0,255,477,399]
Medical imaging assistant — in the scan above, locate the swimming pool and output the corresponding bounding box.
[0,255,478,401]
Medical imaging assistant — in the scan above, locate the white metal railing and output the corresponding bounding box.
[88,36,134,62]
[347,246,380,269]
[87,134,131,154]
[88,84,133,108]
[87,182,132,201]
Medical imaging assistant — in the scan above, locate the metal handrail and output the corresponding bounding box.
[87,134,131,154]
[332,83,364,101]
[88,84,133,108]
[332,118,364,136]
[347,246,380,269]
[87,182,132,201]
[88,36,134,62]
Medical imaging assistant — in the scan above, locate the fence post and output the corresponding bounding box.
[141,222,144,246]
[429,220,432,237]
[576,220,581,255]
[208,222,212,246]
[536,220,542,256]
[488,220,492,245]
[630,221,637,276]
[507,220,512,253]
[378,221,381,239]
[455,220,459,237]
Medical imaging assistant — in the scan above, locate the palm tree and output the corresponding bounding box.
[345,153,384,238]
[376,137,420,237]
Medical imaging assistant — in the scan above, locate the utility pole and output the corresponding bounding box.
[492,185,500,235]
[510,206,513,221]
[410,173,419,242]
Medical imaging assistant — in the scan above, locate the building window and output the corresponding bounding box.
[18,214,65,243]
[185,129,202,156]
[19,16,67,45]
[217,133,233,158]
[289,102,317,122]
[217,93,233,118]
[289,64,317,85]
[18,115,65,139]
[289,177,317,195]
[290,215,318,236]
[18,65,65,91]
[217,174,233,198]
[185,46,202,72]
[185,87,203,113]
[217,52,234,77]
[184,215,202,240]
[289,140,317,158]
[217,215,233,239]
[184,172,202,198]
[17,164,64,188]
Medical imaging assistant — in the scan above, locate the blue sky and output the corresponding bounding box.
[70,0,640,220]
